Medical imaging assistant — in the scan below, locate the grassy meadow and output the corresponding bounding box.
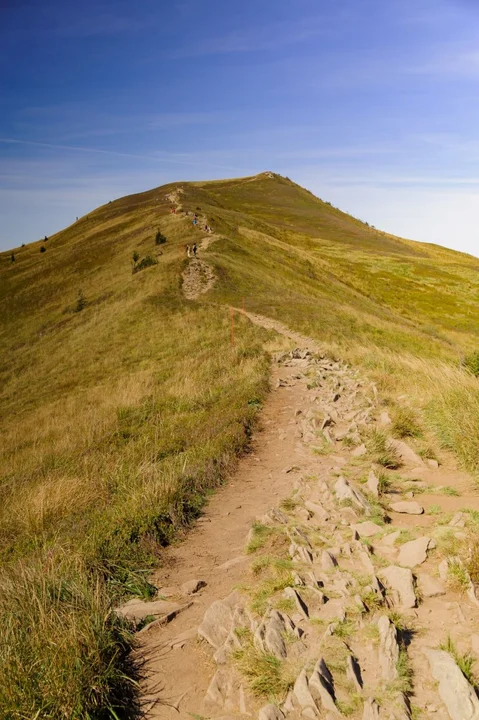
[2,172,479,716]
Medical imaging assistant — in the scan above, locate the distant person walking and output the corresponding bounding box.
[192,243,197,257]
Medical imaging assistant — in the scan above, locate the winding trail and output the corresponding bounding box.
[165,187,219,300]
[130,308,479,720]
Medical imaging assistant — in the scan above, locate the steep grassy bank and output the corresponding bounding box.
[2,172,479,716]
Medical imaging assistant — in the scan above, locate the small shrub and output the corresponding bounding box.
[40,246,46,253]
[367,429,401,469]
[234,643,294,698]
[10,253,15,263]
[463,352,479,377]
[132,251,140,264]
[155,230,167,245]
[391,407,422,438]
[132,256,158,274]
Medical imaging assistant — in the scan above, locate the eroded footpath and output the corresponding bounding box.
[125,320,479,720]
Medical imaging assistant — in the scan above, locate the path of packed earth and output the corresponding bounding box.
[114,310,479,720]
[116,193,479,719]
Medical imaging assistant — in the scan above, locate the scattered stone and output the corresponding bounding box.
[363,698,381,720]
[305,500,330,521]
[115,598,183,623]
[366,469,380,497]
[380,530,401,547]
[334,476,371,514]
[290,542,314,564]
[198,593,241,649]
[398,536,431,568]
[321,549,338,571]
[390,501,424,515]
[346,654,363,691]
[425,648,479,720]
[283,587,309,619]
[438,558,449,582]
[377,615,399,681]
[417,573,446,598]
[352,521,382,538]
[450,512,466,528]
[204,668,239,711]
[293,668,318,716]
[259,705,285,720]
[390,439,424,466]
[309,659,339,715]
[181,579,207,595]
[352,443,367,458]
[427,458,439,469]
[379,566,416,608]
[359,550,375,574]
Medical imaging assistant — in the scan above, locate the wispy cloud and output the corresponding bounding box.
[172,14,325,58]
[0,137,250,172]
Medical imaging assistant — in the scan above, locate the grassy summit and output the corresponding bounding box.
[1,172,479,717]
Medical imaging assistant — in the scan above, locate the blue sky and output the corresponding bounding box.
[1,0,479,254]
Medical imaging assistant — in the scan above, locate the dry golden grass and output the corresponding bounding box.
[3,172,479,714]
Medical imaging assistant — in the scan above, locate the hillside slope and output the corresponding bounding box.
[2,172,479,718]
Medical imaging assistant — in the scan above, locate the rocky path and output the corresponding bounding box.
[164,187,219,300]
[126,286,479,719]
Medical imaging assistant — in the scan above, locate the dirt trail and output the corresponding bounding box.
[130,281,479,720]
[165,187,219,300]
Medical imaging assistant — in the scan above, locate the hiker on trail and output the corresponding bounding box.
[192,243,197,257]
[193,218,197,226]
[204,223,208,231]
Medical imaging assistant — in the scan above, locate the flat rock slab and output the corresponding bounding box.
[181,579,207,595]
[352,521,382,538]
[398,536,431,568]
[417,573,446,598]
[115,598,183,623]
[378,566,416,608]
[390,501,424,515]
[425,648,479,720]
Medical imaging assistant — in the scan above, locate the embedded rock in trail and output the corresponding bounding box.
[417,573,446,598]
[198,593,242,649]
[115,598,183,623]
[181,579,207,595]
[352,443,367,458]
[259,705,285,720]
[390,439,424,466]
[293,668,319,716]
[346,654,363,691]
[204,667,245,713]
[321,549,338,571]
[363,698,381,720]
[309,659,339,716]
[334,476,371,514]
[352,521,382,538]
[380,530,401,547]
[398,536,431,568]
[425,648,479,720]
[377,615,399,681]
[390,501,424,515]
[283,587,309,619]
[378,566,416,608]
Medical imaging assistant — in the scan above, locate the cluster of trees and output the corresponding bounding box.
[131,229,167,274]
